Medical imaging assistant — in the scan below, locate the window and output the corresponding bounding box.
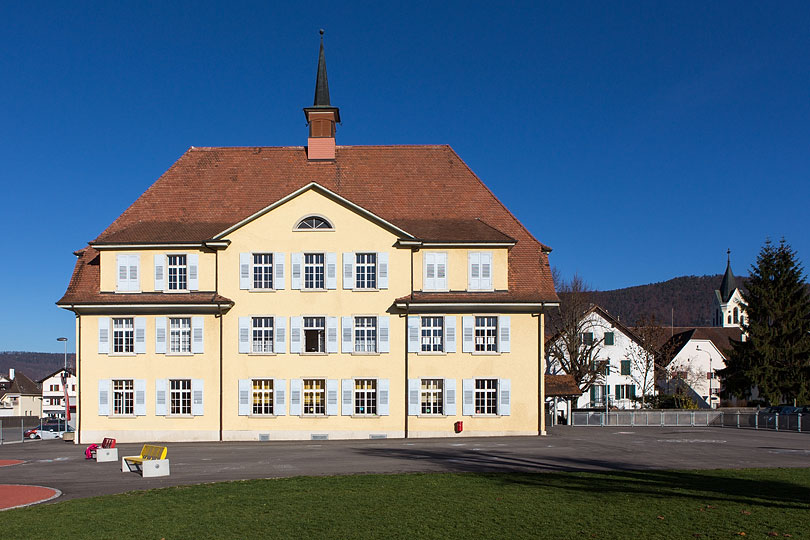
[116,254,140,291]
[468,252,492,290]
[49,384,59,392]
[733,307,739,324]
[354,379,377,415]
[170,379,192,415]
[167,255,188,291]
[355,253,377,289]
[296,216,332,230]
[620,360,631,376]
[423,252,447,290]
[581,332,594,346]
[112,318,134,354]
[590,384,608,404]
[421,379,443,415]
[604,332,615,346]
[304,317,326,353]
[252,379,274,415]
[475,379,498,415]
[251,317,274,353]
[169,318,191,354]
[354,317,377,353]
[252,253,273,289]
[474,316,498,353]
[421,316,444,352]
[304,253,325,289]
[615,384,636,400]
[303,378,325,415]
[113,379,134,415]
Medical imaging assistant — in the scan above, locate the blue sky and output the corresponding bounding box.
[1,2,809,352]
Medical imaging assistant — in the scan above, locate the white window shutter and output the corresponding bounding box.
[98,379,110,416]
[155,317,166,354]
[408,316,420,353]
[274,252,286,290]
[192,317,204,354]
[191,379,204,416]
[238,317,250,354]
[274,379,286,415]
[238,379,250,416]
[134,379,146,416]
[134,317,146,354]
[326,252,337,289]
[378,316,390,353]
[327,317,338,353]
[275,317,286,354]
[498,316,511,353]
[341,316,353,353]
[291,253,302,289]
[154,254,165,291]
[462,379,474,416]
[98,317,110,354]
[378,378,390,416]
[239,253,251,289]
[378,252,389,289]
[155,379,167,416]
[499,378,511,416]
[445,316,457,353]
[436,252,448,290]
[423,252,435,290]
[444,378,457,416]
[326,379,339,415]
[289,379,302,416]
[188,253,199,290]
[289,317,302,354]
[342,252,354,289]
[468,252,480,290]
[481,252,492,290]
[117,255,127,291]
[408,379,420,416]
[462,316,475,353]
[129,254,140,291]
[341,379,353,416]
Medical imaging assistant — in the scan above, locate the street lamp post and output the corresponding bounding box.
[57,337,68,432]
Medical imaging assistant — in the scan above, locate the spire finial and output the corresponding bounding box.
[727,248,731,262]
[320,29,324,37]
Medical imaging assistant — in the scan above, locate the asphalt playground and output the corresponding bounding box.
[0,426,808,509]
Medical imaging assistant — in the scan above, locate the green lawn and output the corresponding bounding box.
[2,468,809,539]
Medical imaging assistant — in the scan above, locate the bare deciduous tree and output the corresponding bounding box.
[625,314,670,409]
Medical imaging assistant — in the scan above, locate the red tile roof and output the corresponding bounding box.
[544,374,582,397]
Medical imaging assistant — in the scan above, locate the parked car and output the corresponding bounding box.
[24,424,74,440]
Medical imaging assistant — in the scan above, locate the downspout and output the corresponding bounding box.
[76,312,81,444]
[404,307,409,439]
[539,308,546,436]
[216,248,223,442]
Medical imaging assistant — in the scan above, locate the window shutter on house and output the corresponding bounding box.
[98,379,110,416]
[378,378,390,416]
[289,379,302,416]
[379,316,390,353]
[378,252,389,289]
[499,379,511,416]
[274,379,286,415]
[98,317,110,354]
[445,316,457,353]
[238,379,250,416]
[291,253,302,289]
[239,253,251,289]
[155,379,167,416]
[154,254,165,291]
[289,317,302,354]
[407,316,420,353]
[498,316,511,353]
[462,379,475,415]
[134,379,146,416]
[188,253,199,290]
[462,316,474,353]
[408,379,420,416]
[326,379,339,416]
[341,316,353,353]
[342,252,354,289]
[481,252,492,290]
[155,317,167,354]
[341,379,353,416]
[424,252,435,290]
[192,317,204,354]
[326,252,337,289]
[117,255,127,291]
[134,317,146,354]
[468,252,481,290]
[274,252,285,290]
[444,378,457,416]
[327,317,338,353]
[275,317,286,354]
[238,317,250,354]
[436,252,447,289]
[191,379,204,416]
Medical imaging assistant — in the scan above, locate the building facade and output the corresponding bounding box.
[39,369,77,420]
[713,252,746,329]
[58,38,558,443]
[0,370,42,417]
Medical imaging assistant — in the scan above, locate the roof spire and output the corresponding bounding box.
[719,250,737,302]
[314,29,331,106]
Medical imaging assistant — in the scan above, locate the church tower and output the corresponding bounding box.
[304,30,340,161]
[713,250,746,328]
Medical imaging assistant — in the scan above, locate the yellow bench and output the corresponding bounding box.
[122,445,169,477]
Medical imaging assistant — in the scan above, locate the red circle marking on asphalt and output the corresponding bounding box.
[0,460,24,467]
[0,485,61,511]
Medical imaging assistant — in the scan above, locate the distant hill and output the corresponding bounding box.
[0,351,76,382]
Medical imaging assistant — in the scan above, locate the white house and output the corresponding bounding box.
[38,369,77,420]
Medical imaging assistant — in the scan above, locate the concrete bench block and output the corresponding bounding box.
[142,459,170,477]
[95,448,118,462]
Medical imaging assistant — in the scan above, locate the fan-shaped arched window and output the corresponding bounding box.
[296,216,333,230]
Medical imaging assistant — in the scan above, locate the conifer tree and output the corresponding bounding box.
[721,239,810,405]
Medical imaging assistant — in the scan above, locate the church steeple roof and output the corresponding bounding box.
[313,30,331,106]
[719,249,737,302]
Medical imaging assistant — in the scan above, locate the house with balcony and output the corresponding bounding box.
[0,369,42,417]
[57,36,558,443]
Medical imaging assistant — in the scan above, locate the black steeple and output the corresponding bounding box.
[313,29,331,106]
[719,249,737,302]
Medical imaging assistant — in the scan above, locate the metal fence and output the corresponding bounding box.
[570,410,806,433]
[0,417,40,444]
